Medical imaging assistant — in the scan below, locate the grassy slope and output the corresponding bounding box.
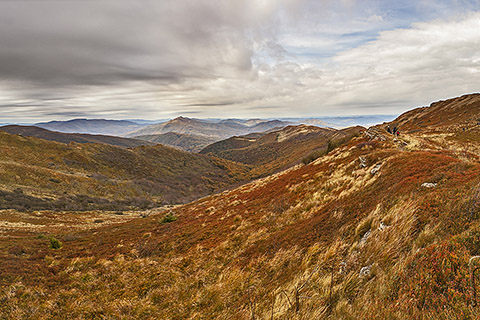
[1,127,479,319]
[0,125,155,148]
[1,94,480,319]
[201,125,364,176]
[133,132,218,153]
[0,131,249,209]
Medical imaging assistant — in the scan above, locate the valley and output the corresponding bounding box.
[0,94,479,319]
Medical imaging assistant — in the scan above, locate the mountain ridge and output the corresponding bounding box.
[132,132,217,153]
[0,125,155,148]
[127,116,293,140]
[36,118,147,136]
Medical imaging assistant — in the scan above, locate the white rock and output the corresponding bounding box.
[378,222,389,231]
[360,230,371,244]
[421,183,437,188]
[359,156,367,168]
[359,265,371,277]
[370,163,382,176]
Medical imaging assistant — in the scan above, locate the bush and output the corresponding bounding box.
[355,217,373,239]
[395,239,470,314]
[49,236,63,249]
[162,212,177,223]
[302,149,325,165]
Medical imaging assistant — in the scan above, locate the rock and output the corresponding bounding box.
[360,230,371,245]
[421,182,437,188]
[378,222,389,231]
[359,265,371,277]
[359,156,367,168]
[364,128,387,141]
[370,163,382,176]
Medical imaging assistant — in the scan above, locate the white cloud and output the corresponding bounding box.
[367,14,384,22]
[0,1,479,121]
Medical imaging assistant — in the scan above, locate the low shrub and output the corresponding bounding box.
[302,149,325,165]
[49,236,63,249]
[395,239,470,315]
[162,212,177,223]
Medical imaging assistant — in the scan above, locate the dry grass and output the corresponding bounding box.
[1,96,480,319]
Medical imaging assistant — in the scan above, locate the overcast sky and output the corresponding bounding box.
[0,0,479,122]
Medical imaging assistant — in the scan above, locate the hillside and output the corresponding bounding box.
[1,94,480,319]
[385,93,480,133]
[0,131,248,209]
[376,93,480,155]
[36,119,147,136]
[200,124,363,175]
[0,125,155,148]
[132,132,217,153]
[127,116,291,140]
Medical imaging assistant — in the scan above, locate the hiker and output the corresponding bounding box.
[393,126,397,135]
[396,130,400,137]
[386,126,392,134]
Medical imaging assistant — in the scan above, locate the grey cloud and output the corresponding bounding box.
[43,111,90,118]
[0,0,479,121]
[246,105,283,110]
[182,102,236,107]
[0,1,263,87]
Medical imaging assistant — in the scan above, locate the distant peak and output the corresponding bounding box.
[171,116,193,122]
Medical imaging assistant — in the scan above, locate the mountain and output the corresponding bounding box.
[127,116,292,139]
[200,124,364,175]
[35,118,147,136]
[284,115,397,128]
[132,132,218,153]
[0,125,155,148]
[384,93,480,133]
[1,94,480,319]
[0,131,248,209]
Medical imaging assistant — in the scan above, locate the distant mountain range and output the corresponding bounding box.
[127,116,292,140]
[21,115,396,139]
[0,125,155,148]
[286,115,397,128]
[35,118,147,136]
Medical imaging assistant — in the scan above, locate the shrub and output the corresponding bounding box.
[49,236,63,249]
[302,149,325,165]
[395,239,470,314]
[355,217,373,239]
[162,212,177,223]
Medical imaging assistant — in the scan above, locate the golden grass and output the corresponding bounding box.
[1,112,480,319]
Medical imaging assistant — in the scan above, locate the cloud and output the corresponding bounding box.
[0,0,479,121]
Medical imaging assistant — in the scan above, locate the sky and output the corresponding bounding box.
[0,0,479,122]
